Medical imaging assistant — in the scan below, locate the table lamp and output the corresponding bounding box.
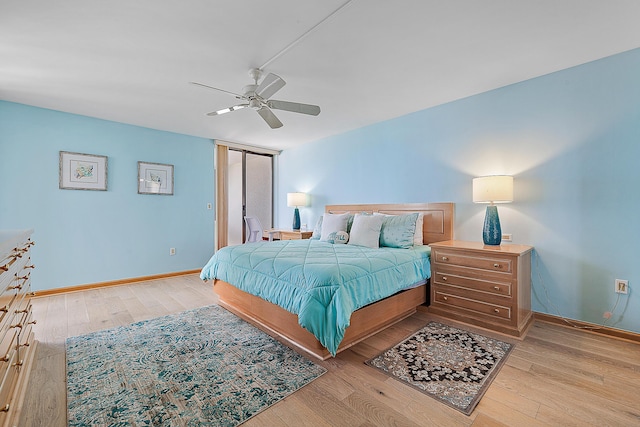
[472,175,513,246]
[287,192,307,231]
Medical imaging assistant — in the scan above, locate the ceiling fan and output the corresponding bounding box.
[191,68,321,129]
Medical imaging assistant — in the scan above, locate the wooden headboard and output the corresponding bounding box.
[325,202,454,244]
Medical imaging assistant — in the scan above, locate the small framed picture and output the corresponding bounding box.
[138,161,174,195]
[59,151,108,191]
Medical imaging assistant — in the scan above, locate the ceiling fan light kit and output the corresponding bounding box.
[191,67,320,129]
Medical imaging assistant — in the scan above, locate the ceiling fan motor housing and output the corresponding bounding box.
[249,99,262,110]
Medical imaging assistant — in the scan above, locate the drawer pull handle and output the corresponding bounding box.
[13,360,23,367]
[442,256,449,261]
[28,320,37,325]
[494,308,500,313]
[0,354,9,362]
[0,404,9,412]
[0,265,8,272]
[15,308,29,314]
[443,296,448,301]
[25,264,35,269]
[442,276,448,281]
[493,286,500,291]
[8,285,23,291]
[15,274,29,281]
[0,305,8,313]
[493,263,502,268]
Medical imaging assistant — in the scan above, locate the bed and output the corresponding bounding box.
[200,202,454,360]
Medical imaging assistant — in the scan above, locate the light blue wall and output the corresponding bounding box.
[0,102,215,291]
[277,48,640,334]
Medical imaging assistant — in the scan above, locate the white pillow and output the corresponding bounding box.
[374,212,424,246]
[347,213,385,248]
[320,213,350,241]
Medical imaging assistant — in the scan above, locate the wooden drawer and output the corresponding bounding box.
[19,319,34,351]
[432,248,513,273]
[0,348,19,416]
[280,233,301,240]
[0,294,16,332]
[279,231,313,240]
[0,253,28,294]
[0,329,17,367]
[433,270,512,298]
[14,304,33,337]
[433,288,512,321]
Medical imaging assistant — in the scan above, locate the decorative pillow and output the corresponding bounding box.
[347,213,385,248]
[320,213,350,241]
[310,216,323,240]
[326,230,349,244]
[375,212,424,246]
[378,212,419,249]
[346,214,355,233]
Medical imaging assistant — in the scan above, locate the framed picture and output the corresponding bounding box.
[138,161,174,195]
[59,151,108,191]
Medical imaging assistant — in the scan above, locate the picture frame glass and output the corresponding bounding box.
[138,161,174,195]
[59,151,108,191]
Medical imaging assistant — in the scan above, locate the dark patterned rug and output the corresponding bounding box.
[66,305,326,426]
[366,321,512,415]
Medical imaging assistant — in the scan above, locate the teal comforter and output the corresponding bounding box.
[200,239,431,355]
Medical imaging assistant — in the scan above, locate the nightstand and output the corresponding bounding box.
[428,240,533,337]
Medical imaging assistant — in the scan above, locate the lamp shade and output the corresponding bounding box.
[472,176,513,204]
[287,192,307,207]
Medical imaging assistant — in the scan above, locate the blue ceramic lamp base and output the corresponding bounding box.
[292,207,301,231]
[483,205,502,246]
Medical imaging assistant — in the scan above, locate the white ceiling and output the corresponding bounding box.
[2,1,640,151]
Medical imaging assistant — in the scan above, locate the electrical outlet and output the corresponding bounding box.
[207,203,212,210]
[170,248,176,256]
[502,233,512,242]
[615,279,628,294]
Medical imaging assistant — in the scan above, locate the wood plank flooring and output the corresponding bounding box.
[21,274,640,426]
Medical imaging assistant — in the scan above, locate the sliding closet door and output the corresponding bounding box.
[224,149,273,246]
[227,150,244,246]
[244,152,273,240]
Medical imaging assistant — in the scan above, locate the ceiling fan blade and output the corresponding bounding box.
[256,107,283,129]
[267,100,321,116]
[255,73,286,99]
[190,81,245,99]
[206,104,248,116]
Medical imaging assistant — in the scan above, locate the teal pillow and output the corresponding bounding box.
[379,213,419,249]
[346,214,355,233]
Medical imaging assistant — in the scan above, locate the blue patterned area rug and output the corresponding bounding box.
[66,305,326,426]
[366,321,512,415]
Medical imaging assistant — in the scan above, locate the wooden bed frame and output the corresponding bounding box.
[213,202,454,360]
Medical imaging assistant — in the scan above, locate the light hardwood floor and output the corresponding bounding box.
[21,274,640,426]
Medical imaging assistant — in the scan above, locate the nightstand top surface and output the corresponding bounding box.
[429,240,533,255]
